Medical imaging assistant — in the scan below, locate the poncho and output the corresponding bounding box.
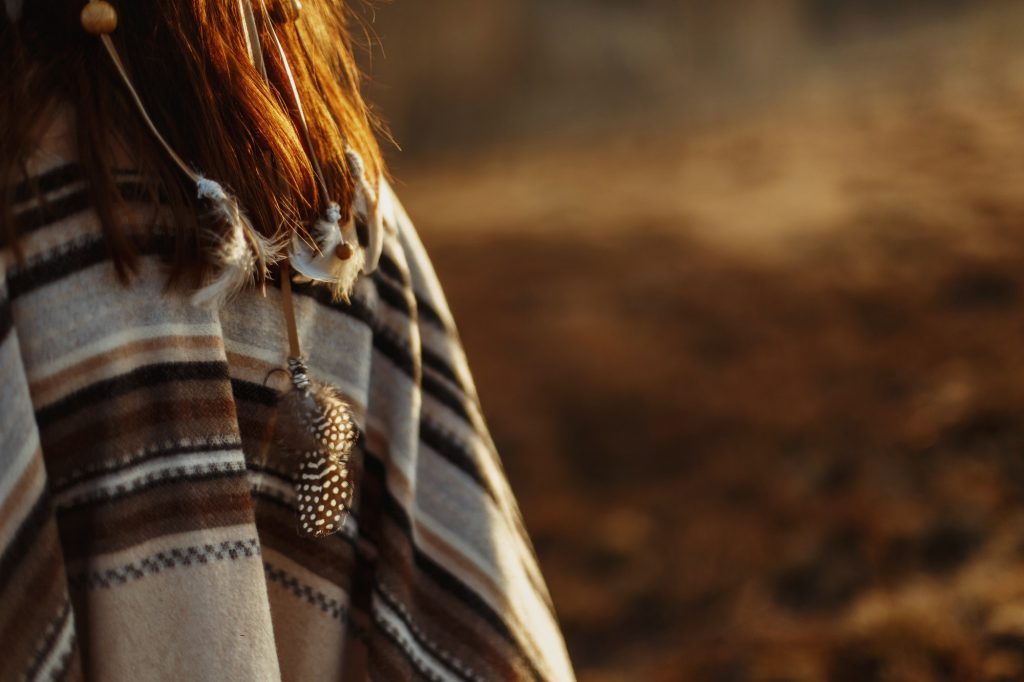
[0,126,575,681]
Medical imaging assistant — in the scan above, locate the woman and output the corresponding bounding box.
[0,1,574,680]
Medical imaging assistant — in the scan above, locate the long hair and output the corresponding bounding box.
[0,0,384,285]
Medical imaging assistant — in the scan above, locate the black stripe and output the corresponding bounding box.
[377,252,448,331]
[12,164,82,204]
[422,373,473,424]
[0,294,12,348]
[7,233,176,299]
[13,181,153,236]
[372,271,413,317]
[232,378,277,407]
[55,465,245,513]
[373,325,419,380]
[376,252,405,282]
[422,347,466,392]
[419,419,491,496]
[231,377,279,408]
[7,238,110,298]
[35,361,231,429]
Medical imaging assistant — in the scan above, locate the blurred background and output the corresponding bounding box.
[357,1,1024,680]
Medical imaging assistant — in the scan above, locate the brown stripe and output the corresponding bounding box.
[368,634,418,682]
[42,392,238,481]
[342,629,371,681]
[58,476,254,563]
[236,405,280,466]
[0,450,44,540]
[30,335,224,403]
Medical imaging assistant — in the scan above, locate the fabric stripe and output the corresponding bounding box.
[36,360,230,428]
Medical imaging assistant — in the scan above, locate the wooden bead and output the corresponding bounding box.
[270,0,301,23]
[80,1,118,34]
[334,242,354,261]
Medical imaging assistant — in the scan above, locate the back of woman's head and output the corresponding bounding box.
[0,0,384,285]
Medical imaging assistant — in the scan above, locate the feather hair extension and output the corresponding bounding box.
[192,176,284,309]
[289,200,366,303]
[288,148,386,302]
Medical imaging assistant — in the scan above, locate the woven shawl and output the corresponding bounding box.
[0,127,575,681]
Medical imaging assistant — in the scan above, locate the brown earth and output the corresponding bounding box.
[387,5,1024,681]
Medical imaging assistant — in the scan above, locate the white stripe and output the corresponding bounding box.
[26,322,222,382]
[30,606,75,682]
[373,593,464,682]
[55,449,244,507]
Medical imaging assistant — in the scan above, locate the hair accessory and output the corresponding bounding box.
[80,0,117,34]
[81,0,282,308]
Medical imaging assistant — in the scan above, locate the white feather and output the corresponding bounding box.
[192,177,283,309]
[289,201,365,302]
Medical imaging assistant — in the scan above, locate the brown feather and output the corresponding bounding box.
[275,358,359,537]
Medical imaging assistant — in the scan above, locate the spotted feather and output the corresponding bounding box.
[275,358,359,538]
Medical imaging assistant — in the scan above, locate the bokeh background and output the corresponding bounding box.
[357,1,1024,680]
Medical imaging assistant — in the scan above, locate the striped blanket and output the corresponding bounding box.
[0,128,575,681]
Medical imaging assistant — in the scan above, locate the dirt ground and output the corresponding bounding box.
[390,6,1024,681]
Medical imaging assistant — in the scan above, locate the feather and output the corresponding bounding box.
[192,177,283,309]
[288,149,386,301]
[275,358,359,538]
[289,201,366,303]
